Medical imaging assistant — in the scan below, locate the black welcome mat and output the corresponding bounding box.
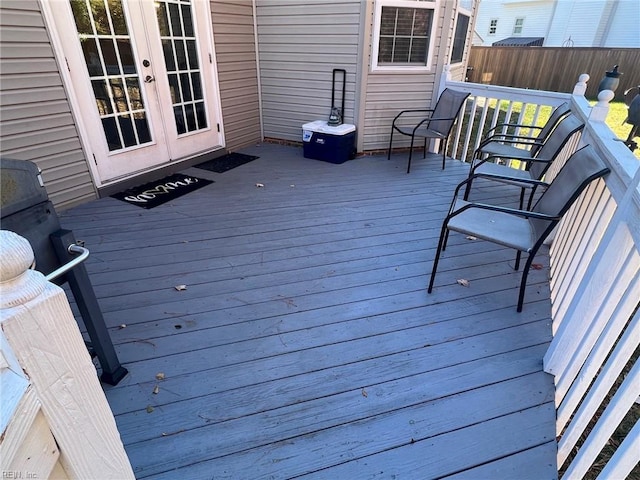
[195,152,259,173]
[111,173,213,209]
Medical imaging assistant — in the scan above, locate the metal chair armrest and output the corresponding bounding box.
[448,200,560,222]
[412,115,459,134]
[451,172,549,210]
[477,134,544,150]
[470,153,526,171]
[467,172,549,187]
[483,123,543,138]
[392,108,435,125]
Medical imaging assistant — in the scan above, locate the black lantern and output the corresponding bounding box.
[598,65,623,94]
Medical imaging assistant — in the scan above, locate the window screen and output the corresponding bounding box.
[452,13,470,63]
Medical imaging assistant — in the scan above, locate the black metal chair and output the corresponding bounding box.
[473,101,571,161]
[428,144,609,312]
[464,113,585,210]
[388,88,470,173]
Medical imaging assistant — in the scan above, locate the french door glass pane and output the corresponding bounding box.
[70,0,152,151]
[156,0,208,133]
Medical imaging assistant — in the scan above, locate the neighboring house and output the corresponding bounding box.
[473,0,639,47]
[0,0,478,211]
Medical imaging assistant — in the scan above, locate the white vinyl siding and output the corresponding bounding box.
[513,17,524,35]
[488,18,498,35]
[476,0,639,47]
[546,1,599,46]
[255,0,361,142]
[476,1,551,45]
[0,0,96,210]
[547,0,638,47]
[605,0,640,47]
[210,1,262,150]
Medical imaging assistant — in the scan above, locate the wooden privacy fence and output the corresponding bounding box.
[442,68,640,478]
[468,47,640,101]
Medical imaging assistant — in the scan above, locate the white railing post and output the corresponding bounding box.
[572,73,589,96]
[438,64,452,98]
[589,89,615,123]
[0,230,134,479]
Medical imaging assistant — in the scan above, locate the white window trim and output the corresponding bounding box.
[458,2,472,16]
[371,0,440,73]
[458,0,473,13]
[513,17,525,35]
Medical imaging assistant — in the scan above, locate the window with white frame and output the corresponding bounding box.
[451,13,470,63]
[488,18,498,35]
[513,17,524,35]
[372,0,438,71]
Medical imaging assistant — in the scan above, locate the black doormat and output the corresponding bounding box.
[194,152,259,173]
[111,173,213,209]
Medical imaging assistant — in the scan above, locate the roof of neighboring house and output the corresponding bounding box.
[492,36,544,46]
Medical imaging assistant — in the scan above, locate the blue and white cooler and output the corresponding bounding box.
[302,120,356,164]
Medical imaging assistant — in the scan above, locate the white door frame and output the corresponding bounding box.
[39,0,225,188]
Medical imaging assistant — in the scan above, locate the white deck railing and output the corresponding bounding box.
[443,69,640,479]
[0,231,134,478]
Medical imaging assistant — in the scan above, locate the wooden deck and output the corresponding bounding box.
[59,143,558,479]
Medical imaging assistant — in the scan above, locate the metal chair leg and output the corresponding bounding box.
[442,139,448,170]
[517,253,535,312]
[442,229,451,251]
[518,188,526,210]
[526,185,538,210]
[388,128,394,160]
[407,135,416,173]
[428,223,449,293]
[463,173,474,201]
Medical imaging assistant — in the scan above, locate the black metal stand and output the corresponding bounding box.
[50,229,128,385]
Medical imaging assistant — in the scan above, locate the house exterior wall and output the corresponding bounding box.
[605,0,640,47]
[0,0,96,211]
[359,0,476,152]
[210,1,262,150]
[545,1,607,47]
[475,0,640,47]
[474,0,552,45]
[254,0,362,142]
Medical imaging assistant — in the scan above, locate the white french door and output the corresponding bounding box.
[49,0,224,183]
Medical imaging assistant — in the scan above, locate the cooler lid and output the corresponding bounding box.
[302,120,356,136]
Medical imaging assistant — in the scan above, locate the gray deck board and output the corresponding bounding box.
[59,144,558,479]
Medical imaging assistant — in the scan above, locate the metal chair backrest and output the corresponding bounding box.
[530,144,609,241]
[530,101,571,156]
[528,113,585,180]
[427,88,470,135]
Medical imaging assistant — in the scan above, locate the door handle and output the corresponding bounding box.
[144,75,155,83]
